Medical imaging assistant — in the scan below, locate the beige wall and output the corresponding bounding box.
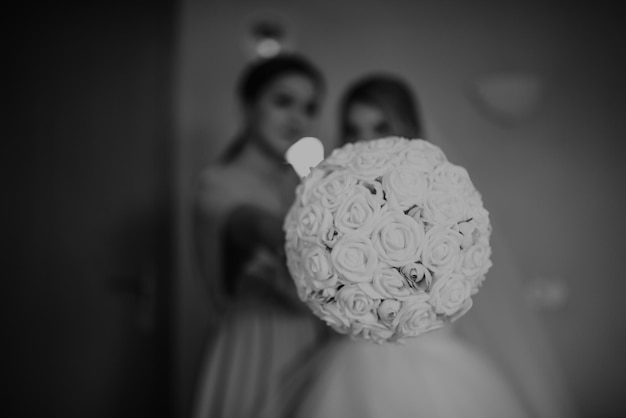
[175,1,625,417]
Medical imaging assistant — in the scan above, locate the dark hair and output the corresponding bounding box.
[237,53,325,106]
[339,73,424,144]
[219,53,325,163]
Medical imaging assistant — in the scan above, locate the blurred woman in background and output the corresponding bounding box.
[338,73,424,143]
[190,53,328,418]
[284,73,578,418]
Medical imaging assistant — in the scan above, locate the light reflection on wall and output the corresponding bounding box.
[249,16,290,58]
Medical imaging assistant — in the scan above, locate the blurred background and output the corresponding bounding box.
[7,0,625,417]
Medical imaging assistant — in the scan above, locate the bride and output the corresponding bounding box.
[278,74,578,418]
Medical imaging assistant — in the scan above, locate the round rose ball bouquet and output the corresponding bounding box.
[283,137,492,343]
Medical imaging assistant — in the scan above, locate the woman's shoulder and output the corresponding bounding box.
[195,162,269,214]
[195,164,239,211]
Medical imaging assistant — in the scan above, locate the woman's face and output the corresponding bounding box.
[345,102,392,143]
[250,73,320,159]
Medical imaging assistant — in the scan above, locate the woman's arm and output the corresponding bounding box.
[223,205,306,312]
[224,205,285,256]
[193,170,305,313]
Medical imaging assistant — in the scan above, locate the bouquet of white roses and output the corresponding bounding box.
[283,137,492,343]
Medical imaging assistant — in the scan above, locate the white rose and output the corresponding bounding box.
[316,301,351,333]
[360,264,414,300]
[336,284,378,324]
[466,195,491,231]
[322,228,341,249]
[377,298,402,327]
[452,219,481,249]
[325,142,356,166]
[393,294,443,338]
[306,286,337,307]
[360,179,385,199]
[348,149,399,180]
[431,163,475,197]
[429,272,472,317]
[458,242,492,283]
[334,184,384,235]
[470,275,487,294]
[421,226,463,275]
[365,137,409,154]
[353,320,395,344]
[285,196,306,235]
[299,166,327,200]
[398,139,447,172]
[306,170,359,210]
[465,189,485,209]
[302,245,338,290]
[296,202,334,245]
[422,190,471,226]
[331,233,379,283]
[450,298,473,322]
[406,205,426,227]
[400,262,433,292]
[350,139,369,150]
[382,165,429,211]
[372,212,426,267]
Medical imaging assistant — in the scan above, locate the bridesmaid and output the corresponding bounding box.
[191,53,327,418]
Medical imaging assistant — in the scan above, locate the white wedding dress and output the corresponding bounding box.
[284,326,529,418]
